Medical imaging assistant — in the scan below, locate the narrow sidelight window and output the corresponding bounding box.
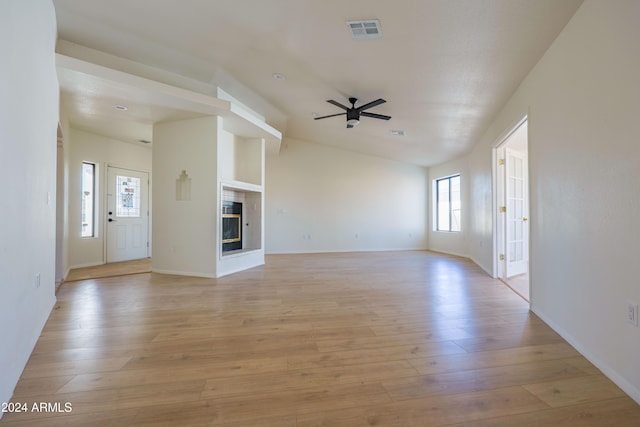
[436,174,461,232]
[81,162,95,237]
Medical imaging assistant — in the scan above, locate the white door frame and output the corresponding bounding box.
[504,147,529,277]
[492,115,529,280]
[105,165,150,263]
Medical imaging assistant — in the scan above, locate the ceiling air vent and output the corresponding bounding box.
[347,20,382,40]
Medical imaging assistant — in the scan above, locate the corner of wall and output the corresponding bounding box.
[0,0,59,409]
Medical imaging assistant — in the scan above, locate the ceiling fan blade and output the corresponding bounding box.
[326,99,350,111]
[361,111,392,120]
[314,112,346,120]
[356,98,386,112]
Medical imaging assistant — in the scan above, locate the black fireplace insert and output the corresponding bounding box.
[222,201,242,252]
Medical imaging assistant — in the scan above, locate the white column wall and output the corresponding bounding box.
[152,117,218,277]
[0,0,59,410]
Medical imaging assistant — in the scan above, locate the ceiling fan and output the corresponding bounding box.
[314,97,391,128]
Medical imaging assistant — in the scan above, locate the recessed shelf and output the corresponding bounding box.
[221,180,262,193]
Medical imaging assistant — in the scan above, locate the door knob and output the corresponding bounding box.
[523,217,528,222]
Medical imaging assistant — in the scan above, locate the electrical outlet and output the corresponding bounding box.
[628,302,639,326]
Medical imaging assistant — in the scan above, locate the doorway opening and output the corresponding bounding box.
[494,118,530,301]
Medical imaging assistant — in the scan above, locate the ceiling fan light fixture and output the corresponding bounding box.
[314,97,391,128]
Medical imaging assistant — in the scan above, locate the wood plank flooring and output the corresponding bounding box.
[2,251,638,426]
[65,259,151,282]
[501,273,530,302]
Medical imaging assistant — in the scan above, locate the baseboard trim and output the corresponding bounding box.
[150,268,216,279]
[531,306,640,405]
[469,256,493,276]
[265,247,428,255]
[68,261,104,270]
[427,248,469,259]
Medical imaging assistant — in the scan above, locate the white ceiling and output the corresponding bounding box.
[53,0,583,167]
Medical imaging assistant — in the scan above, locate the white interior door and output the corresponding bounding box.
[504,148,529,277]
[107,167,149,263]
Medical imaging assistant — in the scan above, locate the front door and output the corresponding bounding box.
[106,167,149,263]
[504,148,529,277]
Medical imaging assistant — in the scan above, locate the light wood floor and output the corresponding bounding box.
[65,258,151,282]
[501,273,530,302]
[2,251,639,426]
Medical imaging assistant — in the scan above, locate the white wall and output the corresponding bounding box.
[438,0,640,403]
[59,114,72,280]
[0,0,58,410]
[67,129,152,269]
[56,125,65,284]
[152,116,219,277]
[265,138,428,253]
[428,157,469,258]
[466,134,495,273]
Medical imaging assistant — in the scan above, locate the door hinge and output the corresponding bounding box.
[499,206,506,213]
[499,254,505,261]
[147,242,149,248]
[498,159,504,166]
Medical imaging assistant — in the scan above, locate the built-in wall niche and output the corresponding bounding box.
[220,185,262,256]
[219,131,263,186]
[175,170,191,201]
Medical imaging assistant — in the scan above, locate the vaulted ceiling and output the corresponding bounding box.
[53,0,583,166]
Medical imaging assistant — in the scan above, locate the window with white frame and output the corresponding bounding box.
[435,174,461,232]
[81,162,95,237]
